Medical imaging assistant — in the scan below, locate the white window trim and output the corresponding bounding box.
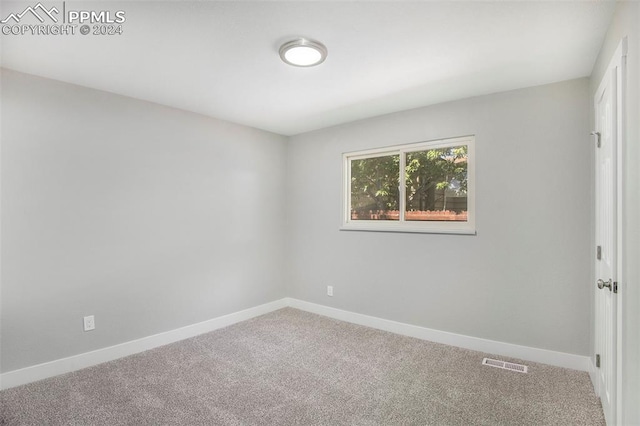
[342,135,476,235]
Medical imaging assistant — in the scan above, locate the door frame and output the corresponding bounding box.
[592,37,626,425]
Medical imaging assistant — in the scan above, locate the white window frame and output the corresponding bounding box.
[342,135,476,235]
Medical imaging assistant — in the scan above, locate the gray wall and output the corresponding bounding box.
[0,69,288,372]
[287,79,591,356]
[589,2,640,424]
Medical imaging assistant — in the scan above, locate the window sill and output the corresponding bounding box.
[340,223,476,235]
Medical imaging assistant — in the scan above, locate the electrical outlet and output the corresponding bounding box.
[83,315,95,332]
[327,285,333,297]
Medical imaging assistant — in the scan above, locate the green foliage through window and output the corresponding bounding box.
[350,155,400,220]
[348,144,468,222]
[405,145,467,218]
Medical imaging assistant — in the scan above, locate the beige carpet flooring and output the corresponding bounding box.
[0,308,605,425]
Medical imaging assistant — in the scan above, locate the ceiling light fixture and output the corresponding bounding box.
[279,38,327,67]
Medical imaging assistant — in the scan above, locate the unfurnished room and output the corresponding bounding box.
[0,1,639,425]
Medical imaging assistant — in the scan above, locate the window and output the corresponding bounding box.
[343,136,475,234]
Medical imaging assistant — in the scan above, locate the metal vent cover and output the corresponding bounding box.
[482,357,528,373]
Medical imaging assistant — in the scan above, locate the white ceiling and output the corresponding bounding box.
[1,1,615,136]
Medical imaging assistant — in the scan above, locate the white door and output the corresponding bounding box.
[594,54,620,426]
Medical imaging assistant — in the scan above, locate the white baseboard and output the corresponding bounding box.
[1,297,591,390]
[0,298,288,390]
[286,298,591,372]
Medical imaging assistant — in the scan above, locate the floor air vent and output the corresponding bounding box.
[482,358,528,373]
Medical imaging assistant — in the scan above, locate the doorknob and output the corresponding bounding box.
[597,279,612,291]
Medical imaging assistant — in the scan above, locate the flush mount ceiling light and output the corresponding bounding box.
[279,38,327,67]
